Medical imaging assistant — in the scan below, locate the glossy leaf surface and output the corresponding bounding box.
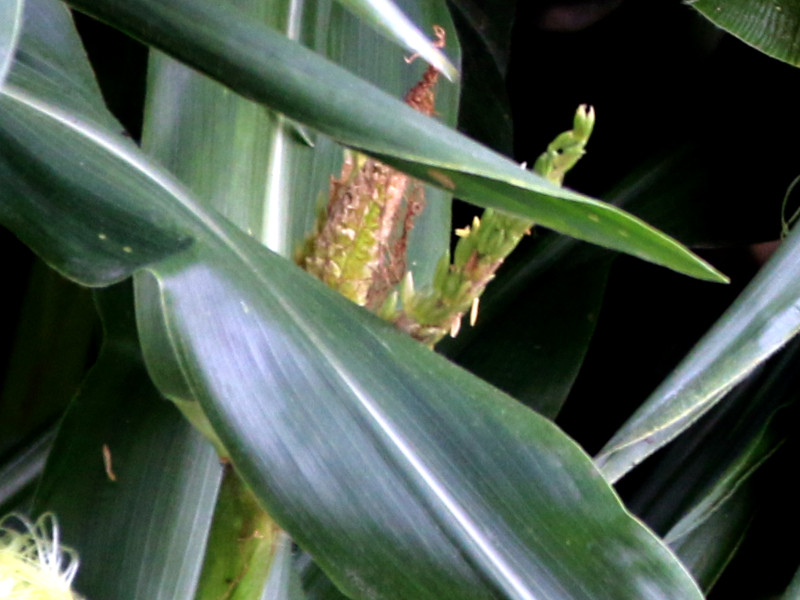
[64,0,726,282]
[142,3,457,596]
[142,0,458,283]
[335,0,458,80]
[33,284,224,600]
[689,0,800,67]
[596,224,800,483]
[0,1,704,597]
[134,229,704,600]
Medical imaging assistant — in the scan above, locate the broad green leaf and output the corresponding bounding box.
[0,83,194,285]
[596,223,800,483]
[32,283,224,600]
[689,0,800,67]
[0,0,23,90]
[8,0,117,128]
[64,0,726,282]
[143,0,458,285]
[1,3,703,598]
[335,0,458,81]
[0,0,192,285]
[623,339,799,590]
[134,229,704,600]
[143,4,458,597]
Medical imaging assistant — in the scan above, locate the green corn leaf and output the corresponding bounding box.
[689,0,800,67]
[0,0,23,89]
[1,1,704,597]
[62,0,727,282]
[596,224,800,483]
[32,284,224,600]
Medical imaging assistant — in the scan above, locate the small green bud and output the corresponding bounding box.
[432,251,452,294]
[377,290,398,321]
[399,271,416,309]
[573,104,595,142]
[453,233,476,269]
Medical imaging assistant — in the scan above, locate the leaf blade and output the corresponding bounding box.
[64,0,726,282]
[689,0,800,67]
[1,2,705,597]
[32,284,224,600]
[596,225,800,483]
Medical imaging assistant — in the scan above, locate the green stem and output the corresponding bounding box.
[194,467,281,600]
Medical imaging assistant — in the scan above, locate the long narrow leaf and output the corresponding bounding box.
[0,2,704,597]
[689,0,800,67]
[596,224,800,483]
[63,0,726,282]
[143,4,457,597]
[33,284,224,600]
[142,0,458,281]
[134,226,705,600]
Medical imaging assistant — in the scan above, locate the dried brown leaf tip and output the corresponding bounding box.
[298,27,445,312]
[404,25,446,116]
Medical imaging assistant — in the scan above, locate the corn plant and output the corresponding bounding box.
[1,0,800,599]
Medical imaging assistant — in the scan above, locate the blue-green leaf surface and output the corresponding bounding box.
[142,4,457,597]
[33,284,224,600]
[689,0,800,67]
[143,0,458,284]
[63,0,726,282]
[133,229,704,600]
[0,1,704,597]
[596,224,800,483]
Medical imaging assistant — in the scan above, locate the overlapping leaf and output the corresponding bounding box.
[142,0,458,281]
[0,0,705,598]
[63,0,726,282]
[689,0,800,67]
[596,225,800,483]
[142,2,457,597]
[32,284,224,600]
